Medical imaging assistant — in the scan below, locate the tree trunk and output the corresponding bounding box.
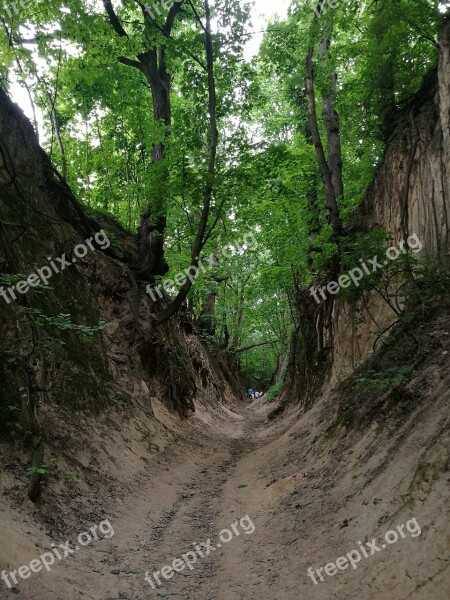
[319,34,344,200]
[197,290,217,336]
[134,49,173,278]
[305,46,343,242]
[154,0,218,325]
[229,292,244,350]
[102,0,184,279]
[42,80,67,180]
[305,1,344,244]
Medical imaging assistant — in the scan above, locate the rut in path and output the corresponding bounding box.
[80,401,274,600]
[137,404,268,599]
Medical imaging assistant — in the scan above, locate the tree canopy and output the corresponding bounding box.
[1,0,447,385]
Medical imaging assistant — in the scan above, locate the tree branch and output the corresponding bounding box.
[187,0,207,33]
[164,0,185,36]
[202,195,227,247]
[102,0,128,37]
[135,0,207,72]
[235,340,280,353]
[118,56,142,70]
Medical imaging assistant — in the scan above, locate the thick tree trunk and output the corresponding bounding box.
[102,0,183,279]
[305,48,342,241]
[305,2,344,244]
[318,34,344,200]
[134,49,173,278]
[197,290,217,336]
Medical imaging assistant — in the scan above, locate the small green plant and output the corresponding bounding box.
[1,310,108,366]
[354,365,413,393]
[0,273,27,286]
[265,377,285,402]
[26,464,48,476]
[309,224,338,274]
[0,272,53,293]
[407,258,450,305]
[63,472,80,482]
[25,309,107,338]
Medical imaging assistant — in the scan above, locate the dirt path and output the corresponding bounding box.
[114,401,270,600]
[2,388,449,600]
[30,399,274,600]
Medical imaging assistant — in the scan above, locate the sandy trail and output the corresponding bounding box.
[1,398,273,600]
[1,389,449,600]
[112,401,270,600]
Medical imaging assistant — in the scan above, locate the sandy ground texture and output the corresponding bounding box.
[0,369,449,600]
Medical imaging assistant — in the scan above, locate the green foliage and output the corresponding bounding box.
[341,230,389,270]
[0,273,27,286]
[337,229,390,303]
[2,307,107,367]
[265,377,285,403]
[0,0,446,401]
[25,309,107,338]
[26,464,48,476]
[62,471,80,482]
[0,273,53,295]
[354,366,414,393]
[407,257,450,305]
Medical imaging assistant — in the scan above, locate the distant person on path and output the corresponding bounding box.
[247,387,254,399]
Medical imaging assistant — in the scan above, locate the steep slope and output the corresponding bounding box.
[0,305,448,600]
[0,85,236,510]
[279,21,450,411]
